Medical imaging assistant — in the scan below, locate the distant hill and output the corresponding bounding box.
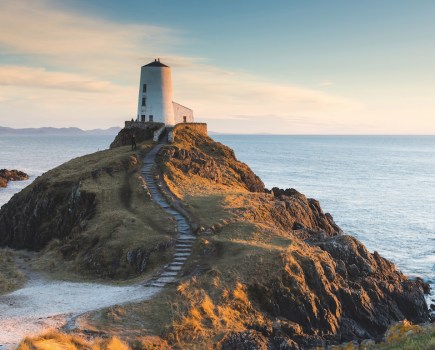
[0,126,121,136]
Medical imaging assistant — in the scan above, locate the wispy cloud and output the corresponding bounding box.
[0,0,366,133]
[0,66,122,92]
[318,80,333,87]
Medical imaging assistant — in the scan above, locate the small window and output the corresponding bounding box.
[142,84,147,93]
[183,116,187,123]
[149,115,153,122]
[141,115,145,122]
[142,97,146,106]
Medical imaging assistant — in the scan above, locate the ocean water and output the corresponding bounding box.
[0,135,113,207]
[0,134,434,303]
[213,135,435,303]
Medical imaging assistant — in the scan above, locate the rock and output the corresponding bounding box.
[415,277,431,294]
[0,169,29,188]
[360,339,376,349]
[348,264,360,277]
[0,180,96,250]
[270,336,300,350]
[110,124,163,148]
[292,222,304,230]
[158,130,265,193]
[220,330,268,350]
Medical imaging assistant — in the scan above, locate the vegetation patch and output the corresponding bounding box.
[0,248,25,294]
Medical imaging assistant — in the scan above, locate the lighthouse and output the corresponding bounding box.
[136,59,193,126]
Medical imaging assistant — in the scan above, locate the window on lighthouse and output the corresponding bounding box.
[142,97,146,106]
[142,84,147,93]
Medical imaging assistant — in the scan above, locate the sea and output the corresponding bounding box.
[0,134,434,304]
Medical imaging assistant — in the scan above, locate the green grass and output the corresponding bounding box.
[374,326,435,350]
[0,248,25,295]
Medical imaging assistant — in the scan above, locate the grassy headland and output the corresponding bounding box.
[0,126,429,349]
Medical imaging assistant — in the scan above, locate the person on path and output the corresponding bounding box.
[131,134,137,151]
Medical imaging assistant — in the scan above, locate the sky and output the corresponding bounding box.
[0,0,434,134]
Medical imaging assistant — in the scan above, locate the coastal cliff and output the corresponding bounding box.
[0,127,430,348]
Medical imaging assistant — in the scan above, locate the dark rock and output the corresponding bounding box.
[0,180,96,250]
[110,124,163,149]
[0,169,29,188]
[415,277,431,294]
[348,264,360,278]
[292,222,304,230]
[220,330,268,350]
[270,336,300,349]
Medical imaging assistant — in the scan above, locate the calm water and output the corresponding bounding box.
[0,134,434,302]
[213,135,435,303]
[0,135,113,208]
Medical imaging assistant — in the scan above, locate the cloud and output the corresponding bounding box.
[0,66,122,92]
[172,64,361,122]
[0,1,176,77]
[318,80,333,87]
[0,0,365,133]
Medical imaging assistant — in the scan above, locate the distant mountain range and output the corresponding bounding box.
[0,126,122,135]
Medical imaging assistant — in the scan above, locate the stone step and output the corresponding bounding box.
[155,276,177,283]
[175,249,192,253]
[166,265,183,271]
[149,282,166,288]
[174,253,191,258]
[176,244,193,248]
[174,257,188,262]
[177,235,196,241]
[161,271,179,276]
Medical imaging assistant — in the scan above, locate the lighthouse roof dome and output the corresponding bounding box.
[143,59,169,68]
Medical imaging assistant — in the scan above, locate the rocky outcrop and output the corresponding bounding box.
[0,169,29,188]
[247,236,429,347]
[110,124,163,148]
[0,126,430,349]
[160,128,430,349]
[203,236,429,349]
[0,180,96,250]
[158,128,265,193]
[262,187,343,236]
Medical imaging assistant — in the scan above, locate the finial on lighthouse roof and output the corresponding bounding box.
[143,58,168,68]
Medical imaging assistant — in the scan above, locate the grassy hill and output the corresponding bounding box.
[0,126,430,349]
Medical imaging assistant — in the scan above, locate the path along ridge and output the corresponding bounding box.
[140,140,196,287]
[0,140,195,349]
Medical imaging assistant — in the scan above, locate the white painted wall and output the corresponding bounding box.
[137,63,175,125]
[173,102,194,123]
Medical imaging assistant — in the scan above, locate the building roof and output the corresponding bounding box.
[143,59,169,68]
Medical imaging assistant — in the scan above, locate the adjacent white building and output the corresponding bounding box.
[136,59,193,126]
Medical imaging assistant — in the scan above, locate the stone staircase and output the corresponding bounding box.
[140,141,195,288]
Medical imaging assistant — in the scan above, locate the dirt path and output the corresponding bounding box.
[0,142,195,349]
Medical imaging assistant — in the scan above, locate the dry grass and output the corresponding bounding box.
[78,289,173,344]
[28,140,176,281]
[18,330,131,350]
[375,322,435,350]
[0,248,25,294]
[168,278,261,349]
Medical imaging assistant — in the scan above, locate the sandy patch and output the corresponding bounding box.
[0,278,160,349]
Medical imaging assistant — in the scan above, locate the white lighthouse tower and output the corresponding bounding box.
[137,59,175,126]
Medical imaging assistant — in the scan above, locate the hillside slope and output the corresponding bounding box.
[0,136,175,280]
[152,128,429,348]
[0,127,430,349]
